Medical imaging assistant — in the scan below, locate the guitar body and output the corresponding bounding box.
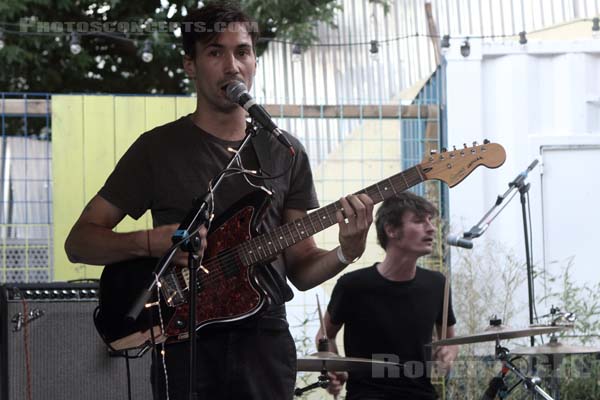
[95,191,273,351]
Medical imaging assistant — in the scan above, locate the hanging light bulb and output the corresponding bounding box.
[369,40,379,61]
[460,38,470,57]
[70,32,82,55]
[519,31,527,45]
[440,34,450,49]
[291,43,302,63]
[593,17,599,38]
[141,40,154,63]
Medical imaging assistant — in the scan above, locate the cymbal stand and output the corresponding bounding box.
[294,368,331,397]
[495,343,554,400]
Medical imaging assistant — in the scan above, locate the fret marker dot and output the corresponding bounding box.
[280,236,283,239]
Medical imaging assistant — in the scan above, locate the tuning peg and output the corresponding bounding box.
[452,145,457,151]
[430,149,438,155]
[472,141,478,146]
[441,147,447,152]
[463,143,467,149]
[483,139,490,144]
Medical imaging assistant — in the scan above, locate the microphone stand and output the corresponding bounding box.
[456,160,540,346]
[126,123,259,400]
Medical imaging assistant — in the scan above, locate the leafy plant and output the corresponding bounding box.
[0,0,341,93]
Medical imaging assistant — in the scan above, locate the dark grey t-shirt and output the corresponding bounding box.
[99,115,319,324]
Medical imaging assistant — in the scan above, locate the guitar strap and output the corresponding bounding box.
[249,128,294,305]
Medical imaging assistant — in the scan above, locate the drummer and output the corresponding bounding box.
[317,192,459,399]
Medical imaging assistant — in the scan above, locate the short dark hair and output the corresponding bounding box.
[181,1,259,57]
[375,192,438,250]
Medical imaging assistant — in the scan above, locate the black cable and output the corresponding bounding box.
[5,20,584,48]
[125,351,132,400]
[526,191,540,333]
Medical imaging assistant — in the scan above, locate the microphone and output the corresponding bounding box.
[446,234,473,249]
[509,158,539,188]
[225,81,295,155]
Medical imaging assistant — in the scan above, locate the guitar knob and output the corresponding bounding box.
[175,318,186,329]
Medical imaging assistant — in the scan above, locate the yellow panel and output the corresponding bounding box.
[176,96,196,118]
[74,96,116,279]
[52,95,87,281]
[145,97,177,129]
[114,96,152,232]
[83,96,116,201]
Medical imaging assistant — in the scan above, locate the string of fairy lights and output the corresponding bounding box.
[0,17,598,62]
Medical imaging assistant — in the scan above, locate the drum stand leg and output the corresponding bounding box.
[496,344,555,400]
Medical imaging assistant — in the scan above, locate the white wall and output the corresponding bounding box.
[445,37,600,327]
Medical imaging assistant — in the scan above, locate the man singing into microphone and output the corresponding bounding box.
[318,192,458,399]
[64,2,373,399]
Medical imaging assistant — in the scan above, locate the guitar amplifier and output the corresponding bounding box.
[0,282,152,400]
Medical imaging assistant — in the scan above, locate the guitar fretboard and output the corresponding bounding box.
[234,166,425,266]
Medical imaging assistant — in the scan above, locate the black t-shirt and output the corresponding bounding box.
[99,115,320,326]
[328,264,456,400]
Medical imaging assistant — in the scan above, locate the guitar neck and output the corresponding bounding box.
[236,165,425,266]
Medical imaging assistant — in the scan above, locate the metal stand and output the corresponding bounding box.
[294,369,331,397]
[494,343,555,400]
[454,159,540,347]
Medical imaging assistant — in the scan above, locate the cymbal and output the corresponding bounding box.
[431,325,568,346]
[511,341,600,355]
[297,351,400,372]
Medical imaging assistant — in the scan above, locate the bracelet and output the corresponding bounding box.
[336,246,358,265]
[147,230,152,257]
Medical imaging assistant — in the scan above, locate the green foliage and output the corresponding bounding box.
[0,0,340,94]
[539,257,600,344]
[447,244,600,399]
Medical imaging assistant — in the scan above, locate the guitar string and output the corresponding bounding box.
[164,168,424,293]
[166,168,424,294]
[162,168,425,295]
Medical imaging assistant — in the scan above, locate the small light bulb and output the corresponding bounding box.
[291,43,302,63]
[142,40,154,63]
[369,40,379,61]
[70,33,82,55]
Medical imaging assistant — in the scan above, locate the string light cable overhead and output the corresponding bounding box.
[0,17,598,61]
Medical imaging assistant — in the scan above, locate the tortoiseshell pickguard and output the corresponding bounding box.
[164,205,265,339]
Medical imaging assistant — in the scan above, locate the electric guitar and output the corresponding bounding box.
[94,141,506,352]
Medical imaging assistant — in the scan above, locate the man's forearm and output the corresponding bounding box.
[65,223,148,265]
[287,246,349,291]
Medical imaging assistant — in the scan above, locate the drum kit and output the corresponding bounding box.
[295,313,600,399]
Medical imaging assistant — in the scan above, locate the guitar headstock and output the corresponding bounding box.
[419,140,506,187]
